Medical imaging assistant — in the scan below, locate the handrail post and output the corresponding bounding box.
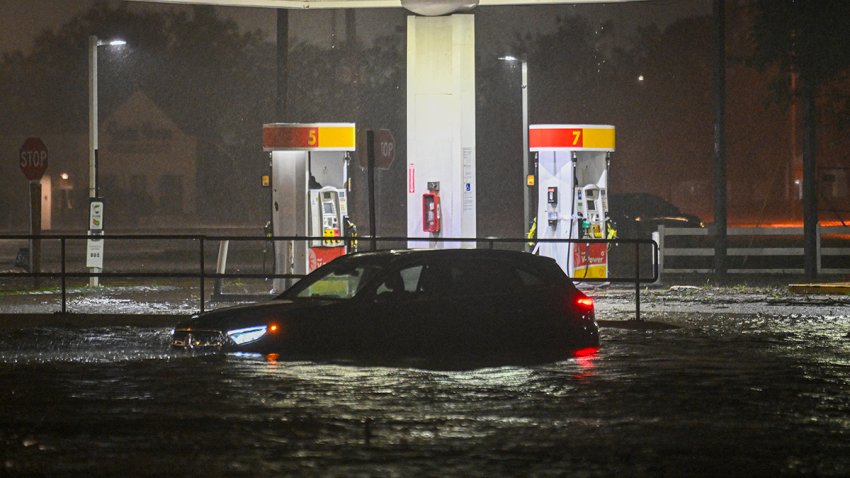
[199,237,205,314]
[61,237,67,314]
[816,224,822,276]
[652,226,663,285]
[652,238,660,283]
[635,241,641,322]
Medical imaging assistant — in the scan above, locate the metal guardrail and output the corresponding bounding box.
[654,225,850,276]
[0,234,658,319]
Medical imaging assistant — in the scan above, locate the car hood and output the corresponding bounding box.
[620,213,702,227]
[176,298,338,331]
[650,214,701,224]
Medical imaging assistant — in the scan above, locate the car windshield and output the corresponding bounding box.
[283,263,383,300]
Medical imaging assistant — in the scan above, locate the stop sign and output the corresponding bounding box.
[373,129,396,170]
[19,137,48,181]
[358,129,396,170]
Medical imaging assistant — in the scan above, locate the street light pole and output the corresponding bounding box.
[89,35,98,201]
[88,35,100,287]
[520,59,529,248]
[87,36,125,287]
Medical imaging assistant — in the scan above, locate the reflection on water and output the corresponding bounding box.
[572,347,598,380]
[1,313,849,476]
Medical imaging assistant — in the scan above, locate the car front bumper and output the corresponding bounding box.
[172,329,227,349]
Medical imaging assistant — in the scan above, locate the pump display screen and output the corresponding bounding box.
[323,203,334,215]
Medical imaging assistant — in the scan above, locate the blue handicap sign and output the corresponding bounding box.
[465,183,471,192]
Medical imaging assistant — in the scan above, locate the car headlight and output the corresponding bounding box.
[226,325,268,345]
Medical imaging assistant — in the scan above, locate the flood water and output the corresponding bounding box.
[1,312,849,476]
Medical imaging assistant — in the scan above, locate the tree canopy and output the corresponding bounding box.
[0,3,276,224]
[751,0,850,123]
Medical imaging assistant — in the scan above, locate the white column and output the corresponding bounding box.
[406,14,476,248]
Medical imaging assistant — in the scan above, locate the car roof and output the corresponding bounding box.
[341,248,558,267]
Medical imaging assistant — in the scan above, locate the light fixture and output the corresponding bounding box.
[96,38,127,47]
[227,326,268,345]
[401,0,479,16]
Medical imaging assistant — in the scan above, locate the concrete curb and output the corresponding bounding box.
[598,319,679,330]
[788,282,850,295]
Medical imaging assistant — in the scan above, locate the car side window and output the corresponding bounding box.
[415,261,452,297]
[448,259,519,296]
[373,258,545,301]
[515,266,547,288]
[374,265,424,300]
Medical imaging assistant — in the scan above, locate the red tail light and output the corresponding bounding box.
[573,347,599,357]
[575,295,594,311]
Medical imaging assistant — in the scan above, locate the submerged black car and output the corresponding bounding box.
[172,249,598,362]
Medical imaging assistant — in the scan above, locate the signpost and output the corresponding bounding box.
[19,137,48,287]
[362,129,396,249]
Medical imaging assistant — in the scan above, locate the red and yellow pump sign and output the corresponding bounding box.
[529,125,615,152]
[263,123,356,151]
[573,243,608,279]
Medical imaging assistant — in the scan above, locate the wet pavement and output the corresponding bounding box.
[1,282,849,476]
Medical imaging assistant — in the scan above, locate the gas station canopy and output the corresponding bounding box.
[128,0,640,10]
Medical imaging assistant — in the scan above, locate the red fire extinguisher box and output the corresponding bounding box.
[422,193,440,232]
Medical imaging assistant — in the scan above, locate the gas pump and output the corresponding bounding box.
[262,123,356,290]
[529,124,615,280]
[576,184,608,239]
[308,186,348,269]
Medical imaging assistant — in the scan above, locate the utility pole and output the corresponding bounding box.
[712,0,728,281]
[801,79,818,277]
[276,9,289,120]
